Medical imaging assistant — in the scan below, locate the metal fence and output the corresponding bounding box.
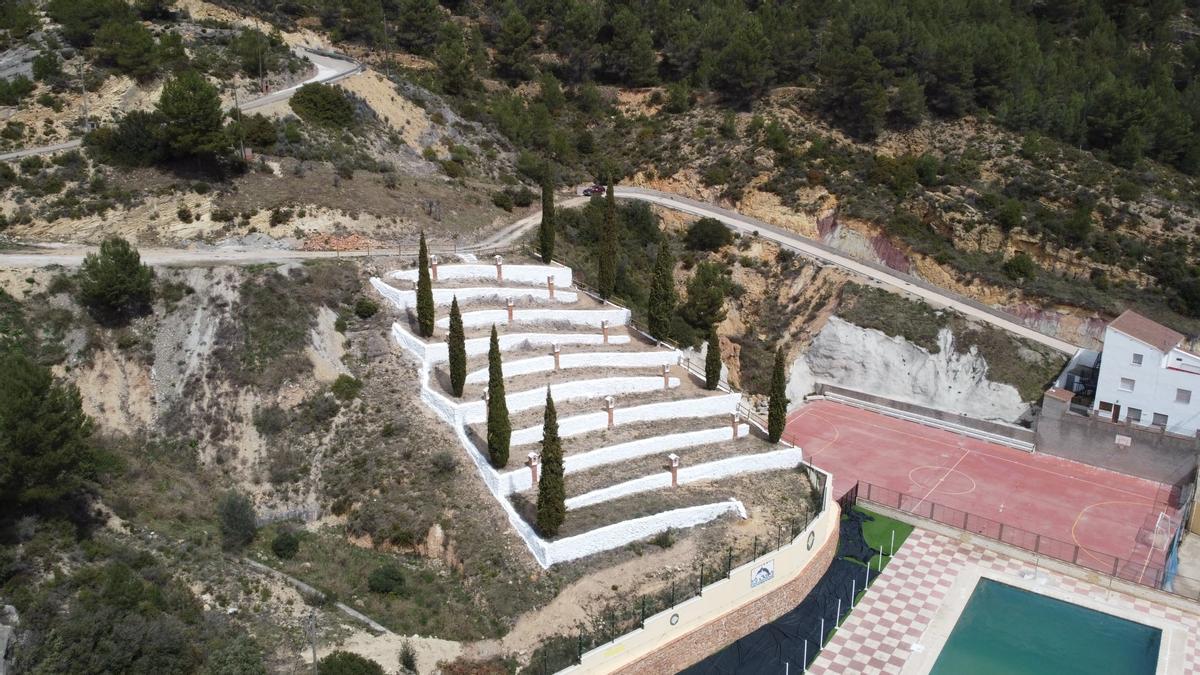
[524,465,829,674]
[854,481,1200,601]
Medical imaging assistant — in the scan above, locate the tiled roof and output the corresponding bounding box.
[1044,387,1075,403]
[1107,310,1184,354]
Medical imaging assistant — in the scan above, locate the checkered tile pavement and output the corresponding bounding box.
[807,529,1200,674]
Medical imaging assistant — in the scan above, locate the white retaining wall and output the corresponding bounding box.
[497,424,750,494]
[543,500,748,566]
[390,323,628,364]
[510,393,742,446]
[370,278,577,309]
[436,307,630,330]
[390,263,572,287]
[465,349,680,384]
[458,377,681,425]
[565,448,804,510]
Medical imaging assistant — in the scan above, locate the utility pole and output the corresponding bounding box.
[304,611,318,675]
[76,61,90,133]
[233,83,246,161]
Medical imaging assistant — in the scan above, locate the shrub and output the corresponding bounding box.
[430,450,457,475]
[399,640,417,672]
[491,191,514,212]
[685,217,733,251]
[353,297,379,319]
[289,83,355,128]
[271,530,300,559]
[510,186,534,207]
[317,651,385,675]
[77,236,154,324]
[217,491,257,550]
[331,374,362,401]
[177,206,193,223]
[253,405,288,436]
[1002,252,1038,281]
[366,563,405,595]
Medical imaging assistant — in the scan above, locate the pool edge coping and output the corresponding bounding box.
[900,564,1187,675]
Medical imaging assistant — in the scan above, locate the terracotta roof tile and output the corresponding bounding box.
[1044,387,1075,403]
[1107,310,1184,354]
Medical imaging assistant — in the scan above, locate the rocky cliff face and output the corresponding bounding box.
[785,316,1028,423]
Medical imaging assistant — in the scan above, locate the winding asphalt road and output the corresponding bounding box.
[0,47,361,162]
[0,180,1076,353]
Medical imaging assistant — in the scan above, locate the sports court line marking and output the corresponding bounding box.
[1071,500,1161,568]
[909,450,969,516]
[909,465,977,496]
[798,403,1173,505]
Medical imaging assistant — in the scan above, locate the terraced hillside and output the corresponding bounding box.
[372,257,817,567]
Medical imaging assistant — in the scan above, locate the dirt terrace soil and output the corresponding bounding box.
[510,465,815,540]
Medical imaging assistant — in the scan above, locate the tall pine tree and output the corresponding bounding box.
[538,163,555,263]
[536,388,565,537]
[647,239,675,340]
[447,296,466,397]
[416,231,435,337]
[767,347,788,443]
[486,325,510,467]
[705,327,722,390]
[597,175,618,298]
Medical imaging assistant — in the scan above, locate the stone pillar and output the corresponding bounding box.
[552,344,561,371]
[547,275,555,299]
[494,254,504,281]
[662,364,671,390]
[601,320,609,344]
[506,297,515,324]
[668,453,680,487]
[731,413,741,440]
[605,396,616,429]
[526,452,541,486]
[430,254,439,281]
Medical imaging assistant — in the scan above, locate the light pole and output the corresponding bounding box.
[303,610,318,674]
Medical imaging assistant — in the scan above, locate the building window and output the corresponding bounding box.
[1098,401,1113,412]
[1153,413,1169,427]
[1119,378,1135,392]
[1132,353,1144,366]
[1177,389,1192,404]
[1128,408,1142,423]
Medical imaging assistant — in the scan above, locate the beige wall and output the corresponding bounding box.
[562,496,840,674]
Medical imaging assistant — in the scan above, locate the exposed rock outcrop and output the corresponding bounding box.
[786,316,1027,422]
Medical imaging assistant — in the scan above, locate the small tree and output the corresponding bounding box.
[447,296,466,397]
[217,490,257,550]
[156,69,226,159]
[597,175,618,298]
[704,327,722,390]
[271,530,300,559]
[647,239,675,341]
[767,347,788,443]
[538,163,555,263]
[485,325,510,467]
[0,349,96,511]
[416,231,435,337]
[536,389,565,537]
[77,236,154,324]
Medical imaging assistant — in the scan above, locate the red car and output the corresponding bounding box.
[582,184,605,196]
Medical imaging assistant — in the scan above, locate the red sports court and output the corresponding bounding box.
[786,399,1181,586]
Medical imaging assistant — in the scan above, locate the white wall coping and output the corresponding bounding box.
[436,307,630,330]
[390,263,572,287]
[510,393,742,447]
[465,349,680,384]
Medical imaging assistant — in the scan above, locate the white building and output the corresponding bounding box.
[1093,310,1200,436]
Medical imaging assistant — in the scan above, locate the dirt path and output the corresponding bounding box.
[462,537,697,660]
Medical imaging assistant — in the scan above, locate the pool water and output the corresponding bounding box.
[930,578,1160,675]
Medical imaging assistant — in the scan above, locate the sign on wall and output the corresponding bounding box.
[751,560,775,588]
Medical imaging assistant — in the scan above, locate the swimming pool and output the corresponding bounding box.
[930,578,1161,675]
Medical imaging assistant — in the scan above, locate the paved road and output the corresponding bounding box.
[613,186,1078,353]
[0,48,361,162]
[0,182,1077,354]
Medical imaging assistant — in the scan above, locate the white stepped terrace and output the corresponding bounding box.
[372,260,802,568]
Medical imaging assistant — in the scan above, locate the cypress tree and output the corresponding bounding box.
[447,296,466,397]
[536,388,565,537]
[705,326,722,390]
[486,325,510,467]
[538,164,555,264]
[416,231,435,337]
[647,239,675,340]
[597,175,618,298]
[767,346,789,443]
